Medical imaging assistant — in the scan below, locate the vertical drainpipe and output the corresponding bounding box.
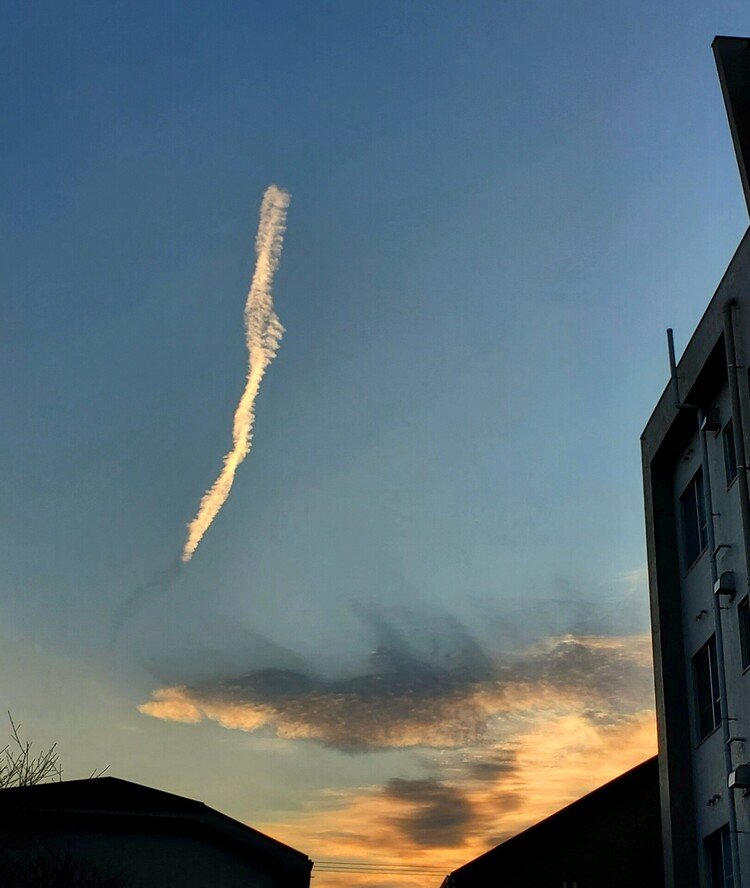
[697,413,742,887]
[667,328,742,884]
[724,299,750,591]
[724,298,750,886]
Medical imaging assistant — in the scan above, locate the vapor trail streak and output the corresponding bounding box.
[111,559,182,642]
[182,185,291,562]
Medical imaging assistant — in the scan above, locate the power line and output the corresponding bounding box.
[314,867,447,872]
[316,860,447,869]
[314,873,446,878]
[315,868,447,872]
[313,859,449,875]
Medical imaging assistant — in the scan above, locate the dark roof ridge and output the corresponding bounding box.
[1,775,198,801]
[450,756,658,876]
[0,776,310,864]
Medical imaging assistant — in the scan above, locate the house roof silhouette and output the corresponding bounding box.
[0,776,311,872]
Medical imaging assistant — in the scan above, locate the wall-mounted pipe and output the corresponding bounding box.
[723,299,750,595]
[697,412,742,887]
[666,327,742,885]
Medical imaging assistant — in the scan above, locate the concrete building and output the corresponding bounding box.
[642,36,750,888]
[441,757,662,888]
[0,776,313,887]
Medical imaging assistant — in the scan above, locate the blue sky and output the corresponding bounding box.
[3,2,750,883]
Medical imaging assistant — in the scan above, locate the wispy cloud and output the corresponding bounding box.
[615,563,647,592]
[111,559,182,642]
[182,184,291,562]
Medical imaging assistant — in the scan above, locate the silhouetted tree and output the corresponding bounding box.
[0,712,107,788]
[0,713,128,887]
[0,712,62,788]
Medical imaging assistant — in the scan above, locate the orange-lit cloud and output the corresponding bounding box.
[139,631,656,887]
[182,184,290,562]
[262,709,655,888]
[139,633,653,752]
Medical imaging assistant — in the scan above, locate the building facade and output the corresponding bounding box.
[642,36,750,888]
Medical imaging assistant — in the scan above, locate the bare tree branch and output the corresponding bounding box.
[0,715,125,885]
[0,712,62,789]
[0,712,109,788]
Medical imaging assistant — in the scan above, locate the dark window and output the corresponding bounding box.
[739,597,750,672]
[724,420,738,486]
[681,469,708,569]
[706,825,734,888]
[694,636,722,741]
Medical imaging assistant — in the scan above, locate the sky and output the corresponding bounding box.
[2,1,750,884]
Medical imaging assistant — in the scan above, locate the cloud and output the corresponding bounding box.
[111,559,182,642]
[139,630,654,753]
[138,661,490,751]
[260,709,656,888]
[617,564,649,595]
[137,619,656,886]
[467,756,517,780]
[182,184,290,562]
[139,619,656,887]
[383,778,478,847]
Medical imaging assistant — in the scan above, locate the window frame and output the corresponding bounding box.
[680,468,708,572]
[705,824,734,888]
[723,419,738,488]
[693,635,722,743]
[739,596,750,673]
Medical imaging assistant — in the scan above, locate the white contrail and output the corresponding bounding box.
[182,185,291,562]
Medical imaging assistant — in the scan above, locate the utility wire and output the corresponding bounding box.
[312,857,452,877]
[316,860,448,869]
[314,868,447,872]
[314,867,447,872]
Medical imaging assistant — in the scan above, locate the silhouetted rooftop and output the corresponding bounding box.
[0,776,310,868]
[444,757,661,888]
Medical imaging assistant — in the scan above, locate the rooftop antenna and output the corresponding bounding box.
[666,328,682,409]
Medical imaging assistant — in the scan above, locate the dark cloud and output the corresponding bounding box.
[183,637,493,751]
[140,618,653,753]
[508,636,653,706]
[384,778,476,847]
[469,754,518,781]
